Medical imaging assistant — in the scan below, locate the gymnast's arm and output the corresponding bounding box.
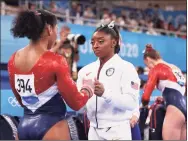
[55,57,91,111]
[141,68,158,106]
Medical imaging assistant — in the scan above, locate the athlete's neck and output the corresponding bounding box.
[155,59,166,65]
[28,39,49,53]
[99,53,115,66]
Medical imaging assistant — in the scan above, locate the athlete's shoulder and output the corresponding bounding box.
[120,58,136,71]
[152,63,170,73]
[148,64,165,76]
[8,48,25,64]
[155,63,170,69]
[43,51,67,64]
[78,61,97,75]
[43,51,62,60]
[117,57,139,79]
[8,51,18,72]
[8,52,16,64]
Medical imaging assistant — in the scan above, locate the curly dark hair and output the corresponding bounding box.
[94,23,121,54]
[11,9,57,42]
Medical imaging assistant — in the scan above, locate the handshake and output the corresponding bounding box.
[80,73,105,98]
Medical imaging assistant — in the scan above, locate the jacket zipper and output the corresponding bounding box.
[95,65,103,128]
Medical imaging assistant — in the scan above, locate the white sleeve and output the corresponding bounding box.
[76,69,83,91]
[132,101,140,119]
[76,69,87,113]
[101,63,140,111]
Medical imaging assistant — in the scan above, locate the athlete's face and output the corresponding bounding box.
[144,57,155,69]
[91,31,116,58]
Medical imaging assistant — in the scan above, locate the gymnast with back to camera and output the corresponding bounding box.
[8,9,93,140]
[141,44,187,140]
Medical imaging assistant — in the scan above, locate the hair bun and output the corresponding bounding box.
[145,44,153,52]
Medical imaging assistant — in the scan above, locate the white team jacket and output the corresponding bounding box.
[77,54,140,128]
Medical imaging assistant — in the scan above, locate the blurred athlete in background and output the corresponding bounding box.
[142,44,186,140]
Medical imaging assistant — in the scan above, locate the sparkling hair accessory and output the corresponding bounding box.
[107,21,115,28]
[100,21,115,28]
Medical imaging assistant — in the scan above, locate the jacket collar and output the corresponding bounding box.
[96,54,120,67]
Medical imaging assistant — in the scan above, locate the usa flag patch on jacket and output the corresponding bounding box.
[131,81,139,90]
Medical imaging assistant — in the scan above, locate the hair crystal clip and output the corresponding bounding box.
[108,21,115,29]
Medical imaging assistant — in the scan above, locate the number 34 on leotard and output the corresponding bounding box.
[15,74,39,105]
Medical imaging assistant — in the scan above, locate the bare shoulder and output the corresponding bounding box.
[14,47,25,58]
